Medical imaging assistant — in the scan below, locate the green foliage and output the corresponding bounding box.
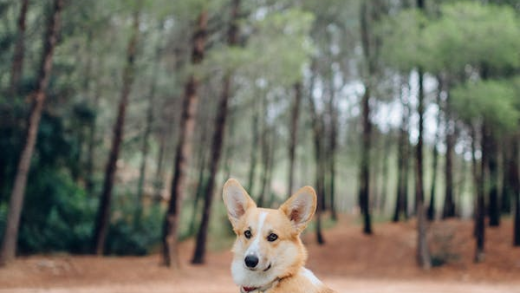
[379,9,429,72]
[451,79,519,133]
[423,2,520,73]
[105,202,165,256]
[203,8,315,86]
[381,2,520,74]
[15,169,95,254]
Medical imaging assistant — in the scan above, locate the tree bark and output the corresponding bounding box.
[487,129,500,227]
[415,0,431,269]
[427,78,443,221]
[473,124,486,262]
[192,0,240,264]
[311,111,326,245]
[379,132,391,214]
[163,11,208,268]
[359,1,374,235]
[500,143,512,215]
[10,0,30,95]
[0,0,64,266]
[191,71,230,264]
[91,5,141,255]
[442,96,456,219]
[359,87,373,235]
[188,149,207,235]
[415,68,431,269]
[327,75,338,221]
[307,65,325,244]
[393,80,410,222]
[512,133,520,246]
[287,82,302,197]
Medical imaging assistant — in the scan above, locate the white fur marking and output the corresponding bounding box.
[302,268,322,286]
[246,212,268,257]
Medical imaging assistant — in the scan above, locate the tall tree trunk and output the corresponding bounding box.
[91,4,141,255]
[427,138,439,221]
[0,0,64,266]
[511,133,520,246]
[474,124,486,262]
[415,0,431,269]
[427,77,443,221]
[312,122,326,245]
[403,140,410,216]
[359,87,372,235]
[359,1,373,235]
[393,81,409,222]
[307,67,325,244]
[189,149,207,235]
[191,72,231,264]
[415,68,431,269]
[379,132,391,214]
[287,82,302,197]
[192,0,240,264]
[371,128,381,212]
[500,143,512,215]
[10,0,30,95]
[327,76,338,221]
[487,129,500,227]
[442,97,456,219]
[315,147,326,245]
[163,11,208,268]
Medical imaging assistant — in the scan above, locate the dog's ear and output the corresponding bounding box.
[280,186,317,233]
[223,178,256,228]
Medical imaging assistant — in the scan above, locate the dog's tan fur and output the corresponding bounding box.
[223,178,336,293]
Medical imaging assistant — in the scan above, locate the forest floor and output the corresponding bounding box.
[1,218,520,293]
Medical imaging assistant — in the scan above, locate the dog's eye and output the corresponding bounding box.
[244,230,252,239]
[267,233,278,242]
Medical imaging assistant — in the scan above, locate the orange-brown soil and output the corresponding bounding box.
[1,218,519,293]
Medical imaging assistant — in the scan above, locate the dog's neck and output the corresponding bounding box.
[240,277,282,293]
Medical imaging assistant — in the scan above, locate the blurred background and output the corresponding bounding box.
[0,0,519,292]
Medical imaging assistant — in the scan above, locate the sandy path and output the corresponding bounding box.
[2,220,520,293]
[2,278,520,293]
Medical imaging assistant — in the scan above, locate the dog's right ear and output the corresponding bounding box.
[223,178,256,228]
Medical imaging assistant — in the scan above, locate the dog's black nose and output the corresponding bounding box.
[245,255,259,268]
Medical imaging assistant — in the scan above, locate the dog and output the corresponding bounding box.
[223,178,336,293]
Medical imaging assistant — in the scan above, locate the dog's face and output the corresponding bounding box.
[223,179,317,288]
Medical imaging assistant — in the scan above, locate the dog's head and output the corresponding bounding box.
[223,178,317,289]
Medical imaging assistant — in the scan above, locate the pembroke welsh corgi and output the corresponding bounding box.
[223,178,336,293]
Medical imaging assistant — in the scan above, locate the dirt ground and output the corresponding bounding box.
[1,218,520,293]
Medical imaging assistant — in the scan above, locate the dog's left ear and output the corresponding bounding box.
[223,178,257,228]
[280,186,317,233]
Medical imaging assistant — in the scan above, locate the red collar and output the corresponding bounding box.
[240,277,281,293]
